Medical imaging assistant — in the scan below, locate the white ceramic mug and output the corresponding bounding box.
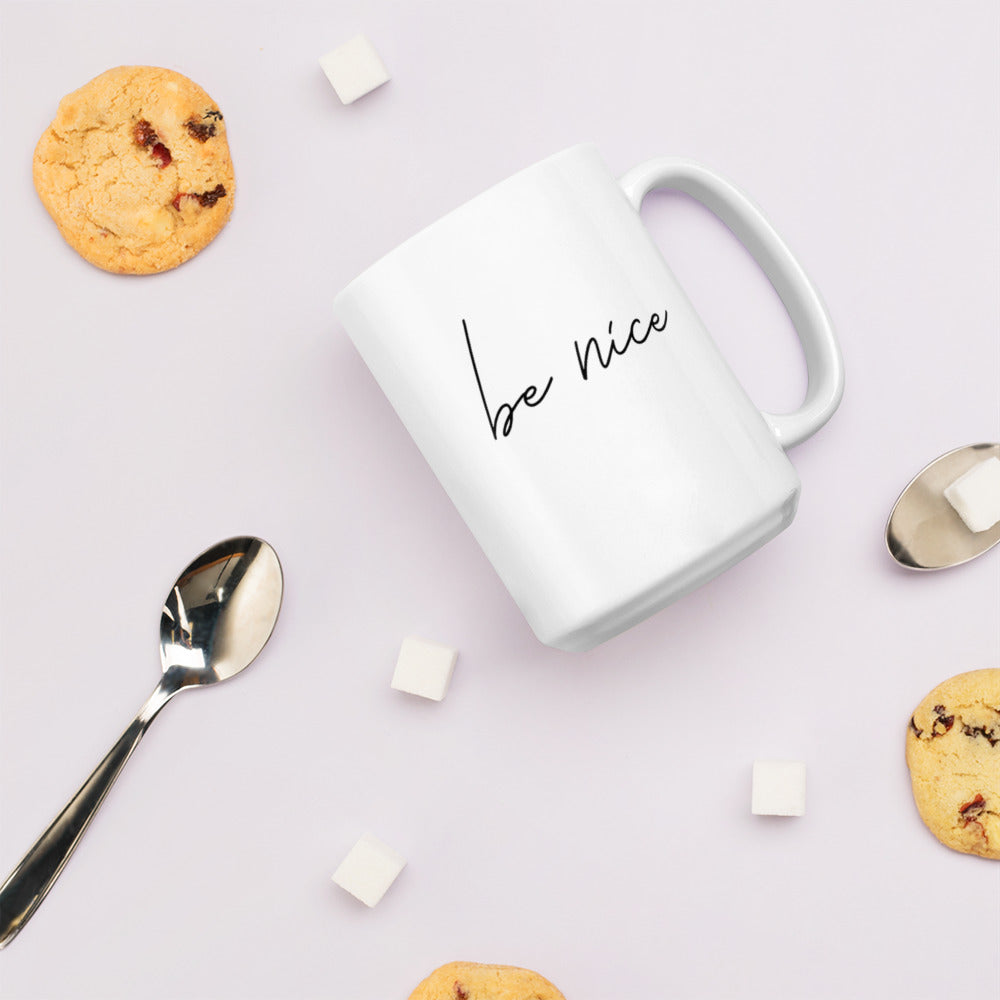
[334,144,844,651]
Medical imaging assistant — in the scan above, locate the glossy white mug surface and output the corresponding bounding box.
[334,144,844,651]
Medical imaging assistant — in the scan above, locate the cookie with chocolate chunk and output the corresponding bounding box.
[906,668,1000,859]
[33,66,234,274]
[408,962,566,1000]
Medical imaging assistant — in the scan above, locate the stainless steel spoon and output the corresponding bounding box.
[0,536,283,948]
[886,443,1000,569]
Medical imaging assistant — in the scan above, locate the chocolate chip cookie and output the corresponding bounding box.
[33,66,234,274]
[408,962,566,1000]
[906,668,1000,859]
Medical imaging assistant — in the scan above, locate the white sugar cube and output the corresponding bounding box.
[944,456,1000,533]
[391,637,458,701]
[751,760,806,816]
[319,35,390,105]
[331,833,406,907]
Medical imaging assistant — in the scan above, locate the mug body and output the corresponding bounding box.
[335,144,800,651]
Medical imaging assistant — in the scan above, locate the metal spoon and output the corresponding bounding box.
[886,443,1000,569]
[0,536,283,948]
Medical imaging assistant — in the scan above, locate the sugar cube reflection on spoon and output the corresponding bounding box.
[0,536,283,948]
[886,443,1000,570]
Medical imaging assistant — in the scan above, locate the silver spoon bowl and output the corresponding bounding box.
[0,536,283,948]
[886,443,1000,569]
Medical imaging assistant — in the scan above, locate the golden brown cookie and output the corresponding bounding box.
[408,962,566,1000]
[906,668,1000,860]
[33,66,234,274]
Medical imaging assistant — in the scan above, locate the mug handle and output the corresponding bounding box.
[619,158,844,449]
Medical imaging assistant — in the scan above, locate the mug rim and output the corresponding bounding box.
[333,142,598,308]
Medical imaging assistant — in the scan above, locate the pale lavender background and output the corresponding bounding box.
[1,2,998,998]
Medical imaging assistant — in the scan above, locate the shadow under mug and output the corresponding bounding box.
[334,144,844,651]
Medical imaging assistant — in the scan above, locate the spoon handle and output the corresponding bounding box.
[0,684,171,948]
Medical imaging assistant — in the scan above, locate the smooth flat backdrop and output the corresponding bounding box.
[1,2,998,998]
